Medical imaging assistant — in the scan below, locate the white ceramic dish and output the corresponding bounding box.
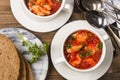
[21,0,71,21]
[0,28,48,80]
[54,28,108,72]
[51,20,113,80]
[10,0,74,32]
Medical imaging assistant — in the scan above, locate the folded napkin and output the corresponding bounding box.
[103,1,120,80]
[103,0,120,36]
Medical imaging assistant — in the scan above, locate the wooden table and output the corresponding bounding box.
[0,0,120,80]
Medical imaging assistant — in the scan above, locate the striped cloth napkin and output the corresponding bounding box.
[104,0,120,36]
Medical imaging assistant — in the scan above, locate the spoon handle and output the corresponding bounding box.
[103,11,120,24]
[110,35,120,55]
[107,27,120,49]
[110,25,120,31]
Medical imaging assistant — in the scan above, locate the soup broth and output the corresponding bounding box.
[28,0,62,16]
[64,30,103,69]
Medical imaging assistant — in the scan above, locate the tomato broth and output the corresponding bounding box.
[28,0,62,16]
[64,30,103,69]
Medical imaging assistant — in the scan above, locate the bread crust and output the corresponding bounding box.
[0,34,20,80]
[23,57,34,80]
[18,53,26,80]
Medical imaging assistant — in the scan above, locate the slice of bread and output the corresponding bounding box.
[0,34,20,80]
[18,53,26,80]
[23,57,34,80]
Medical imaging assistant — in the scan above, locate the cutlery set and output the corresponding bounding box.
[75,0,120,53]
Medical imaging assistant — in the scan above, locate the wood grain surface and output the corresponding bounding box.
[0,0,120,80]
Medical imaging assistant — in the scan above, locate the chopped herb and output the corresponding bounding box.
[29,43,48,63]
[69,36,75,40]
[86,51,92,57]
[66,43,71,49]
[79,52,85,58]
[98,42,103,49]
[42,3,46,6]
[17,34,48,64]
[82,42,86,47]
[30,0,35,5]
[79,43,86,51]
[56,0,62,3]
[22,40,28,46]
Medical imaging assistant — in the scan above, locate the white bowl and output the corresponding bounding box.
[55,27,109,72]
[21,0,66,21]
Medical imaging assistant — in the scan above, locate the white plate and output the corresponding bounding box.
[0,28,48,80]
[51,20,113,80]
[10,0,74,32]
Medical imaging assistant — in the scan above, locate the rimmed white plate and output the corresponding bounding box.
[10,0,74,32]
[51,20,113,80]
[0,28,48,80]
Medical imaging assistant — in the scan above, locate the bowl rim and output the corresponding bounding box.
[62,29,106,72]
[21,0,65,19]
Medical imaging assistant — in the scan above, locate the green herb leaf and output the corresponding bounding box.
[17,34,48,64]
[42,3,46,6]
[98,42,103,49]
[69,36,75,40]
[30,0,35,5]
[41,43,49,53]
[79,52,85,58]
[66,43,71,49]
[56,0,62,3]
[86,51,92,57]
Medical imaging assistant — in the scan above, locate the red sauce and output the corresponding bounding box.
[50,1,61,15]
[64,30,103,69]
[28,0,62,16]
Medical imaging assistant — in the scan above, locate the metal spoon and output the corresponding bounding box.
[75,0,120,51]
[75,0,120,30]
[81,0,120,24]
[85,11,120,50]
[74,0,86,11]
[85,11,120,30]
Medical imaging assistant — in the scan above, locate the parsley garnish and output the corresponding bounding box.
[98,42,103,49]
[66,43,71,49]
[42,3,46,6]
[30,0,35,5]
[69,36,75,40]
[86,51,92,57]
[79,52,85,58]
[17,34,48,64]
[56,0,62,3]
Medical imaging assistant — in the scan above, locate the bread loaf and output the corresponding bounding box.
[23,57,34,80]
[0,34,20,80]
[18,53,26,80]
